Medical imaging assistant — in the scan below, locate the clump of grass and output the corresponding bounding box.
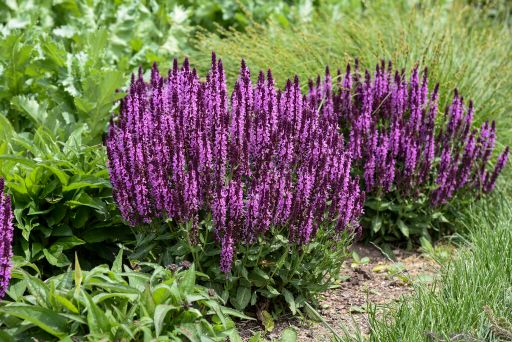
[191,0,512,146]
[360,190,512,341]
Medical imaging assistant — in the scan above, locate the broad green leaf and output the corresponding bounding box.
[154,304,179,337]
[280,327,297,342]
[43,247,70,267]
[0,305,68,338]
[234,286,251,310]
[0,330,15,342]
[142,284,156,316]
[6,278,26,301]
[248,332,264,342]
[0,154,37,168]
[82,291,111,335]
[62,175,111,192]
[52,236,85,251]
[397,219,410,238]
[372,216,382,233]
[152,284,172,305]
[219,307,256,320]
[66,192,105,212]
[226,329,243,342]
[204,299,226,328]
[282,289,296,315]
[261,310,274,332]
[265,285,280,297]
[112,248,123,273]
[24,274,50,307]
[54,294,79,314]
[11,95,48,126]
[0,115,14,142]
[40,164,70,186]
[178,263,196,294]
[93,292,139,304]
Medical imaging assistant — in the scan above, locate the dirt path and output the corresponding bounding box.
[238,243,440,341]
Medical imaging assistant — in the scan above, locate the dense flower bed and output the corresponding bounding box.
[107,56,509,244]
[106,55,364,272]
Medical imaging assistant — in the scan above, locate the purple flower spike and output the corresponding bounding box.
[0,178,13,298]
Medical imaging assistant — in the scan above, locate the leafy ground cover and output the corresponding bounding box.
[0,254,245,341]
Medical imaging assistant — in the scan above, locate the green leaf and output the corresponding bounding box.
[372,216,382,233]
[234,286,251,310]
[74,253,82,295]
[261,310,274,332]
[397,219,410,238]
[154,304,179,337]
[40,164,70,186]
[178,263,196,294]
[227,329,244,342]
[280,327,297,342]
[0,330,15,342]
[265,285,280,297]
[0,115,14,142]
[248,332,264,342]
[52,236,85,251]
[282,289,296,315]
[24,273,50,307]
[112,248,123,273]
[11,95,49,126]
[62,175,111,192]
[248,267,270,287]
[66,192,105,212]
[219,307,256,320]
[82,291,111,335]
[54,294,79,314]
[152,284,172,305]
[93,292,139,304]
[0,305,68,338]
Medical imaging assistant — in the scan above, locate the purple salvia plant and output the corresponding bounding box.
[310,62,508,208]
[106,55,364,273]
[0,178,13,298]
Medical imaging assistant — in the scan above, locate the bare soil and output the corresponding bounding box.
[238,243,440,341]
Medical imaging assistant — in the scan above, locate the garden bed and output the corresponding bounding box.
[238,243,439,340]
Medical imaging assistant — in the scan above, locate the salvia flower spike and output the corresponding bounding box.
[0,178,13,298]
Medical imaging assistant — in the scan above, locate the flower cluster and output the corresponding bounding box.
[106,55,364,272]
[0,178,13,298]
[308,61,509,206]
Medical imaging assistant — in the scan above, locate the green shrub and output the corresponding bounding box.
[0,121,129,273]
[0,252,245,341]
[131,222,351,316]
